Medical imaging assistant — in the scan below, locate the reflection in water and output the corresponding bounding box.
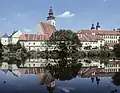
[96,77,100,87]
[57,86,75,93]
[112,72,120,86]
[47,84,55,93]
[45,62,82,81]
[1,58,120,92]
[91,77,94,83]
[110,89,117,93]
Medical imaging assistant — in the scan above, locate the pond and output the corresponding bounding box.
[0,70,120,93]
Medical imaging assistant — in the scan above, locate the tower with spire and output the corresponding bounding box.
[46,7,55,26]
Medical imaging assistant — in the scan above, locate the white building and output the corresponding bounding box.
[19,22,56,51]
[103,61,120,72]
[9,30,22,44]
[0,33,9,45]
[19,7,56,52]
[77,33,105,50]
[77,22,120,49]
[81,59,105,68]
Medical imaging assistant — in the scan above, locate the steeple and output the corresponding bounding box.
[47,7,55,26]
[96,22,101,30]
[91,24,95,30]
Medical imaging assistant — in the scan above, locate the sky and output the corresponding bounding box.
[0,0,120,35]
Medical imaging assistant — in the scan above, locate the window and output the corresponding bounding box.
[29,64,30,67]
[29,42,30,45]
[5,40,6,42]
[33,64,35,66]
[33,42,35,45]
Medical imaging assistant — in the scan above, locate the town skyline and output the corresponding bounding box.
[0,0,120,35]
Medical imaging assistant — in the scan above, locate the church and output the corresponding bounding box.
[19,7,56,51]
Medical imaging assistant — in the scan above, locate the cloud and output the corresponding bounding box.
[1,17,7,20]
[103,0,107,2]
[57,11,75,18]
[23,28,32,33]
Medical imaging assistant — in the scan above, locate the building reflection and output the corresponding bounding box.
[91,77,94,83]
[47,81,55,93]
[96,77,100,87]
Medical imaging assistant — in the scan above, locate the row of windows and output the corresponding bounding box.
[28,64,45,67]
[28,42,45,45]
[103,36,118,39]
[107,64,118,67]
[84,42,97,45]
[104,69,118,72]
[106,40,118,43]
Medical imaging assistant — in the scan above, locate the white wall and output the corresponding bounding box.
[81,39,105,50]
[103,35,119,43]
[47,20,55,26]
[11,30,23,44]
[20,40,47,51]
[1,37,9,45]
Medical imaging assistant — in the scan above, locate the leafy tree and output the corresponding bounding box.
[3,42,29,67]
[113,37,120,57]
[113,43,120,57]
[47,29,82,67]
[44,29,82,81]
[0,41,3,66]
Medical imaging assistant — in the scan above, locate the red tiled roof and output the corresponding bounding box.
[77,34,103,42]
[77,29,120,35]
[18,68,44,74]
[19,34,49,41]
[40,22,56,37]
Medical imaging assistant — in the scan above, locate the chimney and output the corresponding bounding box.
[91,24,95,30]
[96,22,101,30]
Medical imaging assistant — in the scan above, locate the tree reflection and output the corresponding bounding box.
[112,72,120,86]
[47,86,55,93]
[45,61,82,81]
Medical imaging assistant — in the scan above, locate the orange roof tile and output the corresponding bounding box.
[40,22,56,37]
[77,34,103,42]
[77,29,120,35]
[19,34,49,41]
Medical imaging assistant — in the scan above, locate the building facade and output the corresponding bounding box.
[1,33,9,45]
[9,30,22,44]
[0,30,23,45]
[77,22,120,49]
[77,33,105,50]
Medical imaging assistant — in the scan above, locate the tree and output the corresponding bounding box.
[44,29,82,81]
[113,37,120,57]
[3,42,29,67]
[113,43,120,57]
[0,41,3,66]
[47,29,82,67]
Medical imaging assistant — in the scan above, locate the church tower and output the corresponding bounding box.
[46,7,55,26]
